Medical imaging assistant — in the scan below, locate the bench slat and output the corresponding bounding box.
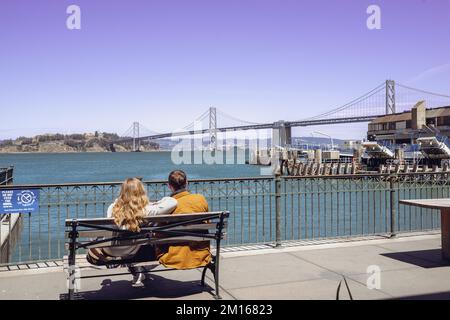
[65,223,227,239]
[77,236,222,249]
[65,212,227,227]
[66,233,227,250]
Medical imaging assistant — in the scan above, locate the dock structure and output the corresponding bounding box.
[277,148,359,176]
[417,136,450,159]
[250,147,360,176]
[0,167,13,185]
[0,166,19,264]
[0,215,21,264]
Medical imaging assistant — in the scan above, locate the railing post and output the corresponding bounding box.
[275,174,282,247]
[8,167,13,184]
[389,175,397,237]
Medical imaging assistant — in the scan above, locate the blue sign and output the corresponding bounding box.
[0,189,39,214]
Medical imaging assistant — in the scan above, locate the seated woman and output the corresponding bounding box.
[86,177,177,287]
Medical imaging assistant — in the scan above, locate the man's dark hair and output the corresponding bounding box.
[168,170,187,191]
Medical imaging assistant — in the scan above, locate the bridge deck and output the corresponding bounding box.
[115,116,379,143]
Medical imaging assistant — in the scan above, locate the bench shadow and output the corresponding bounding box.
[381,249,450,269]
[67,274,214,300]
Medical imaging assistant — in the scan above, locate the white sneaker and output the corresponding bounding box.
[131,273,145,287]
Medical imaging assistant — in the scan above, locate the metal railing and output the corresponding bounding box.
[0,172,446,266]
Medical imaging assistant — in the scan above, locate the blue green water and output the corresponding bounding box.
[0,151,260,184]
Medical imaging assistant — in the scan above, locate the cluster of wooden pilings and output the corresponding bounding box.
[378,163,450,174]
[281,160,359,176]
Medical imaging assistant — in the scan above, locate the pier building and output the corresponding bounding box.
[367,101,450,146]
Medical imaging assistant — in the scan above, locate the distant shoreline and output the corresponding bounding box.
[0,132,162,154]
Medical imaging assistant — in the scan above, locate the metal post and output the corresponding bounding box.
[275,174,282,247]
[389,176,396,237]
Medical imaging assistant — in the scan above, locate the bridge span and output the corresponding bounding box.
[112,80,450,151]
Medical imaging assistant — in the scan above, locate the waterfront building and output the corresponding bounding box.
[367,101,450,146]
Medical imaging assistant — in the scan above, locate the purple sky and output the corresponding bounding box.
[1,0,450,140]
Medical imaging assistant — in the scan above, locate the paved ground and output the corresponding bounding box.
[1,233,450,300]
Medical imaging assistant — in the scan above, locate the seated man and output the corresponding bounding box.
[156,170,211,269]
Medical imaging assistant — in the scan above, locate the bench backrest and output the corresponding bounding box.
[65,211,229,250]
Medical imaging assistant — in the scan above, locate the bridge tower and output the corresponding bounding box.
[132,121,140,152]
[270,121,292,174]
[209,107,217,151]
[272,121,292,148]
[385,80,396,115]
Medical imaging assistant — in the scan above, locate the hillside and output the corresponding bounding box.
[0,132,159,153]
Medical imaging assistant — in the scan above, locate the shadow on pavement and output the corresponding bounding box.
[381,249,450,269]
[60,274,214,300]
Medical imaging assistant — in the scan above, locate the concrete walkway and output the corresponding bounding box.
[1,234,450,300]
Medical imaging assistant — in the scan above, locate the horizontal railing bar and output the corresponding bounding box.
[3,172,448,190]
[282,172,450,180]
[0,177,274,189]
[0,172,450,189]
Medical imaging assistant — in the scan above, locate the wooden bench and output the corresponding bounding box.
[64,211,229,300]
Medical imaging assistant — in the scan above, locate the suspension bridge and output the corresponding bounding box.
[114,80,450,151]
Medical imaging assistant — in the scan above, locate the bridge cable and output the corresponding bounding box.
[216,108,264,126]
[300,82,386,121]
[396,83,450,99]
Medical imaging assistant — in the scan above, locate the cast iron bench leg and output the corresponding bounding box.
[68,221,78,300]
[200,258,221,299]
[200,260,215,286]
[214,239,222,300]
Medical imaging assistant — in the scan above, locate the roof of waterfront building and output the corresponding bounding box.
[371,105,450,124]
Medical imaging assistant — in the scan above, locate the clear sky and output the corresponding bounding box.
[1,0,449,140]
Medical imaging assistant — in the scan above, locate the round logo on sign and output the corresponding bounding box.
[17,190,37,207]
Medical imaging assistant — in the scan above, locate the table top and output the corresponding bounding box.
[400,198,450,210]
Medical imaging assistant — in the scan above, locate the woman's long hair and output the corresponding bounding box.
[112,178,149,232]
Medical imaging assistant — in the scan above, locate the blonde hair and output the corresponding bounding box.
[112,178,149,232]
